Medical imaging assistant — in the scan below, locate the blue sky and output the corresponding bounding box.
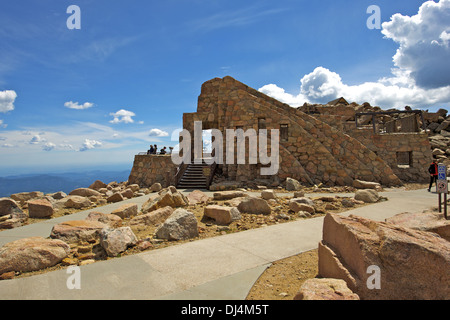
[0,0,449,175]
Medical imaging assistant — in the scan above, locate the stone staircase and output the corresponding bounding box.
[176,162,211,189]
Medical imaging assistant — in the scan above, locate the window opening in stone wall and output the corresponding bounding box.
[280,124,289,142]
[397,151,412,168]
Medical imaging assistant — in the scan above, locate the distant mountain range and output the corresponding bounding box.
[0,170,130,198]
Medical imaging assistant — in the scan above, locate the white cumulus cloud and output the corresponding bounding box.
[42,142,56,152]
[79,139,102,152]
[109,109,136,124]
[259,0,450,110]
[0,90,17,113]
[64,101,94,110]
[381,0,450,89]
[149,128,169,137]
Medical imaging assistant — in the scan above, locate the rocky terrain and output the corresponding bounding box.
[0,177,374,282]
[1,176,449,301]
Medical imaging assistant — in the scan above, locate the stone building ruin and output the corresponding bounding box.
[128,76,433,189]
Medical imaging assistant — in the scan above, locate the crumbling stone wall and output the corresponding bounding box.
[183,76,403,187]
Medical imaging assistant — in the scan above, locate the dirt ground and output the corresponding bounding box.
[246,249,319,300]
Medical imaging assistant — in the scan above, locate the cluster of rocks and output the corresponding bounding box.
[0,180,159,230]
[0,181,380,280]
[294,210,450,300]
[425,108,450,169]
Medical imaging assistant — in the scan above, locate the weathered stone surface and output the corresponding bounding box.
[155,209,199,240]
[237,197,271,215]
[0,198,24,217]
[130,206,174,226]
[293,191,305,198]
[290,197,315,207]
[100,227,137,257]
[50,220,107,244]
[352,179,381,190]
[286,178,302,191]
[69,188,102,198]
[107,192,124,203]
[27,199,54,218]
[141,187,188,213]
[204,205,241,225]
[319,213,450,300]
[89,180,107,190]
[150,183,162,192]
[289,201,315,214]
[354,189,380,203]
[10,191,44,205]
[386,211,450,241]
[213,191,248,201]
[121,189,134,199]
[64,195,92,209]
[294,278,360,300]
[261,189,276,200]
[111,203,138,219]
[0,237,70,274]
[187,190,210,205]
[0,212,28,229]
[48,191,67,200]
[86,211,123,228]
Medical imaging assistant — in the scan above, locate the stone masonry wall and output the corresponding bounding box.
[183,76,403,187]
[128,155,178,188]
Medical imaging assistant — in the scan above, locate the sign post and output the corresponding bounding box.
[436,164,448,220]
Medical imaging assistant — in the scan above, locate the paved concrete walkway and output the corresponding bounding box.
[0,188,437,300]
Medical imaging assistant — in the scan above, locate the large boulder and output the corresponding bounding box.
[10,191,44,205]
[294,278,360,300]
[354,189,380,203]
[150,183,163,192]
[319,213,450,300]
[352,179,381,190]
[111,203,138,219]
[129,206,174,226]
[261,189,276,200]
[0,198,24,217]
[99,227,137,257]
[106,192,124,203]
[89,180,107,190]
[289,201,315,215]
[187,190,210,205]
[64,195,93,209]
[386,211,450,241]
[141,187,188,213]
[50,220,107,244]
[286,178,302,191]
[27,199,54,218]
[69,188,102,198]
[213,191,248,201]
[203,205,241,225]
[86,211,123,228]
[237,197,271,215]
[0,237,70,274]
[155,209,199,241]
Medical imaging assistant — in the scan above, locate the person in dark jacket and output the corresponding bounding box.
[428,159,438,192]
